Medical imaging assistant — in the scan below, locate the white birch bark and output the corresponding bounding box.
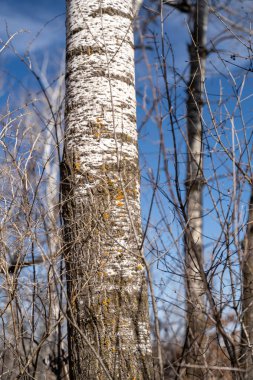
[184,0,209,378]
[62,0,153,378]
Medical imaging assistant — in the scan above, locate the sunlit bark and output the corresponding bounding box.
[61,0,153,378]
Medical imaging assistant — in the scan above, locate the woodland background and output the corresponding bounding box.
[1,0,253,379]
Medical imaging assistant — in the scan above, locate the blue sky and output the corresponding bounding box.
[0,0,65,51]
[0,0,65,102]
[1,0,253,328]
[2,0,252,259]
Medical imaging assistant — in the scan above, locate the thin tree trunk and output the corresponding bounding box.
[184,1,209,378]
[241,189,253,378]
[61,1,153,379]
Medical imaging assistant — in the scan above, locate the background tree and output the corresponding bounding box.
[241,189,253,378]
[183,1,209,377]
[136,1,253,378]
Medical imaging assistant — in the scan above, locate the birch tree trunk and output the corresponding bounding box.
[61,1,153,379]
[184,1,209,378]
[241,189,253,378]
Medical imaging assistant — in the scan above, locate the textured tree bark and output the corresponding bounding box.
[61,1,153,379]
[184,1,209,378]
[241,189,253,378]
